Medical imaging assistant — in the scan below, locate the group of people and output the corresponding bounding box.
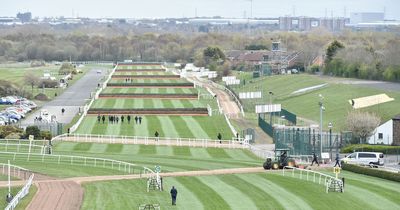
[124,78,134,83]
[97,115,143,124]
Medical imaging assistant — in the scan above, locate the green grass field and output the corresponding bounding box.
[116,65,163,70]
[75,115,233,139]
[231,73,400,130]
[109,78,188,83]
[113,71,173,76]
[81,170,400,210]
[101,87,197,94]
[91,98,204,109]
[0,186,37,210]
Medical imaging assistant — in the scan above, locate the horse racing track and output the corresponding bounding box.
[76,63,233,139]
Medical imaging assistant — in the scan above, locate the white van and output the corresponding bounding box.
[341,152,384,166]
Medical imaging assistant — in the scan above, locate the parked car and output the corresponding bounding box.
[341,152,384,166]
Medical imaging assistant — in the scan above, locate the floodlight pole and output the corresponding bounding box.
[319,96,324,158]
[328,122,333,161]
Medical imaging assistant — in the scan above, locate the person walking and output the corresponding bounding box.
[155,131,159,141]
[121,115,124,123]
[170,186,178,205]
[102,115,105,124]
[61,108,65,115]
[135,116,138,124]
[217,133,222,144]
[139,116,142,124]
[334,153,341,167]
[116,116,119,124]
[311,152,319,166]
[127,115,131,124]
[97,115,101,123]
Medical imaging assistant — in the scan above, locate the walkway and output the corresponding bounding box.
[22,68,107,125]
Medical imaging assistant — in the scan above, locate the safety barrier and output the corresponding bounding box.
[282,166,344,193]
[52,133,249,149]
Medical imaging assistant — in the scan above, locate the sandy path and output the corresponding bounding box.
[26,181,83,210]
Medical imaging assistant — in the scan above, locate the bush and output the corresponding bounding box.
[5,133,21,139]
[342,163,400,182]
[38,79,58,88]
[25,126,41,139]
[34,93,49,101]
[0,126,23,138]
[341,144,400,154]
[40,131,52,140]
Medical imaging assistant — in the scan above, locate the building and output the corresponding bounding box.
[298,17,312,31]
[350,12,384,25]
[368,115,400,145]
[279,16,293,31]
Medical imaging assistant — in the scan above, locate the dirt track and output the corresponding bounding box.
[26,181,83,210]
[2,167,265,209]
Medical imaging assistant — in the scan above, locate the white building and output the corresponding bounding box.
[350,12,384,25]
[367,120,393,145]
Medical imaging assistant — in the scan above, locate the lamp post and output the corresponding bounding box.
[318,94,324,157]
[269,91,274,124]
[328,122,333,161]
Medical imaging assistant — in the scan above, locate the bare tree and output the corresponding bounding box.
[345,111,381,144]
[24,71,40,94]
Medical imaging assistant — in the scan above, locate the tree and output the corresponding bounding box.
[325,40,344,64]
[24,72,40,94]
[345,111,381,144]
[203,46,225,64]
[25,126,41,139]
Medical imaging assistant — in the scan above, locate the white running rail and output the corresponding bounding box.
[282,166,343,193]
[3,163,34,210]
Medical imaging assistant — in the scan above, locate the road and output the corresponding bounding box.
[21,68,107,126]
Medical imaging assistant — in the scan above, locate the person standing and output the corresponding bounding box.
[311,152,319,166]
[334,153,341,167]
[170,186,178,205]
[97,115,101,123]
[135,116,138,124]
[127,115,131,124]
[139,116,142,124]
[121,115,124,123]
[61,108,65,115]
[155,131,159,141]
[102,115,105,124]
[217,133,222,144]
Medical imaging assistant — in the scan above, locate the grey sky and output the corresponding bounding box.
[1,0,399,19]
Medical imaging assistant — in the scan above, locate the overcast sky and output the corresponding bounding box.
[1,0,399,19]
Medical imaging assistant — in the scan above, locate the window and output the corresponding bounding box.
[358,153,376,158]
[378,133,383,139]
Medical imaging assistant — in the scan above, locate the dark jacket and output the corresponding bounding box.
[170,188,177,197]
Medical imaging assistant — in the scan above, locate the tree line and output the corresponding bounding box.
[0,25,399,82]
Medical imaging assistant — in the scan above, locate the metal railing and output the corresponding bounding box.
[4,163,34,210]
[51,133,249,149]
[282,166,343,193]
[0,151,139,174]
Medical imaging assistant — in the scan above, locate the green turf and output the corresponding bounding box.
[80,171,400,210]
[231,73,400,131]
[101,87,197,94]
[91,98,204,109]
[75,115,233,139]
[0,178,37,210]
[109,78,188,84]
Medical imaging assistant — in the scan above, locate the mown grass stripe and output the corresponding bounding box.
[133,116,149,136]
[221,174,284,210]
[155,145,173,156]
[73,143,93,152]
[138,145,156,155]
[198,175,258,210]
[181,116,210,139]
[105,144,123,153]
[254,174,313,210]
[172,147,192,156]
[206,148,231,159]
[189,148,212,159]
[88,143,107,153]
[177,176,230,210]
[120,144,140,155]
[157,116,179,138]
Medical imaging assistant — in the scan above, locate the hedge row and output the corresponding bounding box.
[341,144,400,154]
[107,83,193,87]
[342,163,400,182]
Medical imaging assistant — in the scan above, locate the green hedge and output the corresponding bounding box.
[342,163,400,182]
[341,144,400,154]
